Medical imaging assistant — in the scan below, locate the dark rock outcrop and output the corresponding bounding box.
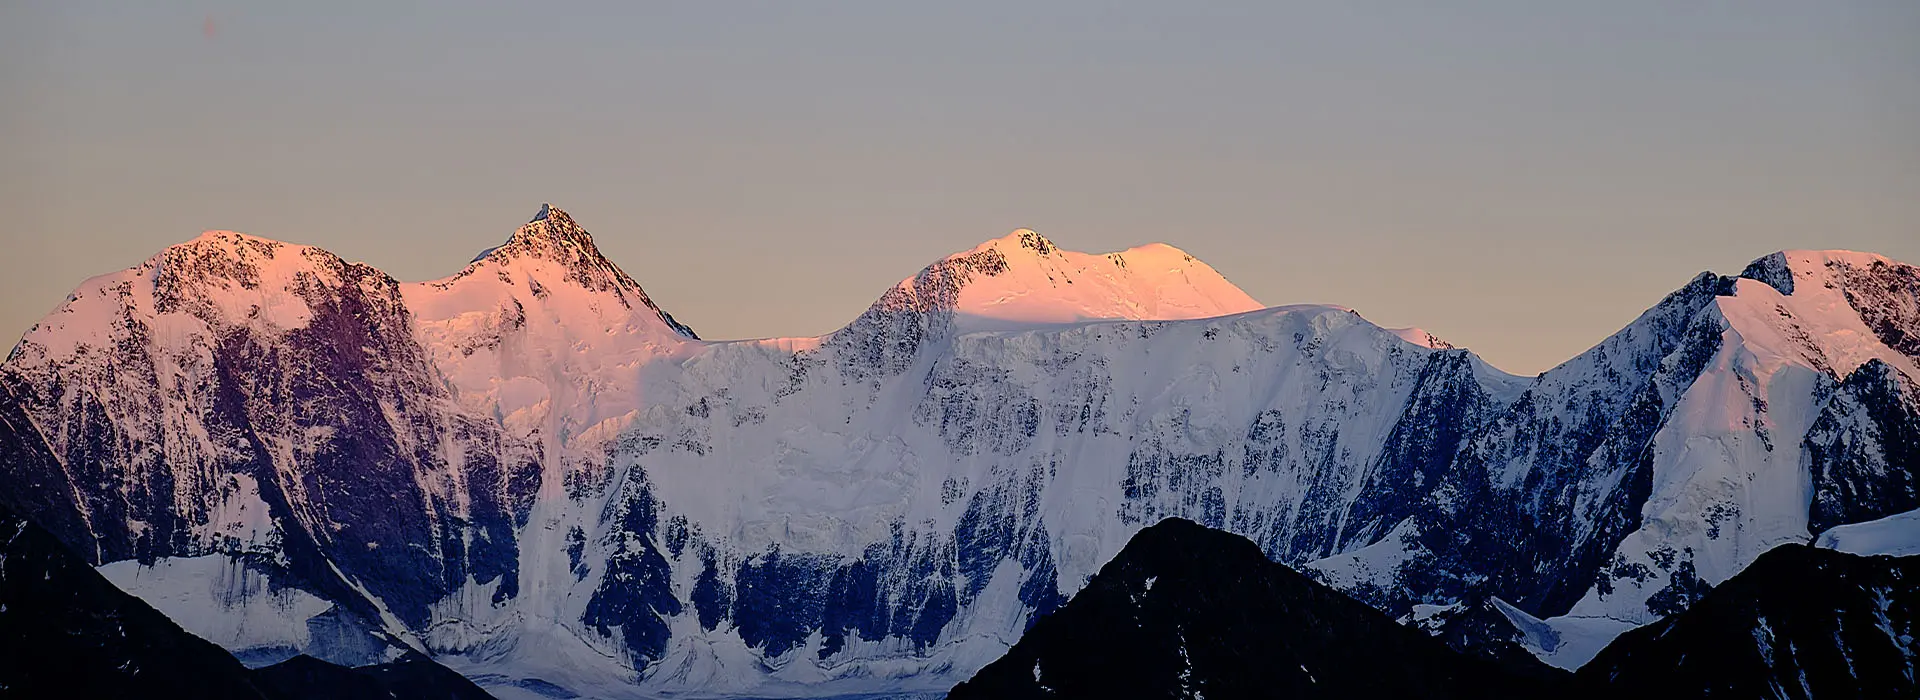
[1805,359,1920,534]
[948,518,1570,699]
[0,501,495,699]
[1579,544,1918,699]
[252,652,495,700]
[0,502,271,699]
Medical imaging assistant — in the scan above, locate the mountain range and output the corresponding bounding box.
[1,205,1914,697]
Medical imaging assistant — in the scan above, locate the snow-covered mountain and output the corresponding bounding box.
[880,228,1264,331]
[1311,250,1920,668]
[1,207,1914,697]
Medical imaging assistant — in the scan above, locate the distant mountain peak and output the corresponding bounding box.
[1738,249,1905,290]
[450,205,698,338]
[189,228,270,245]
[165,230,313,267]
[1723,248,1919,372]
[877,231,1263,330]
[494,204,597,258]
[992,228,1058,256]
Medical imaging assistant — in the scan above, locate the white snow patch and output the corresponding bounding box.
[1526,616,1640,671]
[98,555,332,662]
[1816,508,1920,557]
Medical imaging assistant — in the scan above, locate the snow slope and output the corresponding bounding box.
[1816,507,1920,556]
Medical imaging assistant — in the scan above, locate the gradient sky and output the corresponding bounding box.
[4,2,1916,374]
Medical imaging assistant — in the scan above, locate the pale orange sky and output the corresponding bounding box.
[3,2,1917,374]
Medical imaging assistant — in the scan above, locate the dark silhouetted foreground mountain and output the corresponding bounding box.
[253,652,495,700]
[0,501,494,699]
[0,501,271,699]
[947,518,1572,699]
[1579,544,1918,699]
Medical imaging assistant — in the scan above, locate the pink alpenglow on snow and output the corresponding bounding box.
[901,228,1265,332]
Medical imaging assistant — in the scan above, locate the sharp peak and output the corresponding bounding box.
[468,203,600,264]
[457,205,700,339]
[513,203,588,241]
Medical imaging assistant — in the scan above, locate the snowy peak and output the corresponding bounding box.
[512,204,588,251]
[1738,249,1907,298]
[450,204,698,339]
[983,226,1059,256]
[827,229,1266,381]
[1720,249,1920,377]
[6,230,388,370]
[878,229,1264,331]
[472,204,618,274]
[157,230,334,284]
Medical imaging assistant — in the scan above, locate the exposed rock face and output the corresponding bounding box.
[1383,272,1732,617]
[1805,359,1920,533]
[0,207,1914,695]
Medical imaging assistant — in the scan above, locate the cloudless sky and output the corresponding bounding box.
[4,1,1916,374]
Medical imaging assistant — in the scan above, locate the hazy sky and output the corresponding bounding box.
[4,2,1916,374]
